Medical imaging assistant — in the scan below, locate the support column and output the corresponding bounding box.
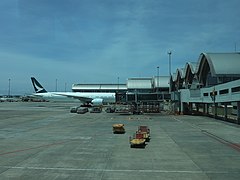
[237,101,240,125]
[180,101,184,115]
[224,103,228,121]
[203,103,206,114]
[214,103,217,119]
[206,103,209,115]
[196,103,199,112]
[189,102,192,112]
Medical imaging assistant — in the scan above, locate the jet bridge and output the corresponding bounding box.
[175,79,240,124]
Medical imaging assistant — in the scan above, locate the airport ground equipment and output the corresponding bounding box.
[137,126,150,142]
[90,107,102,113]
[112,124,125,134]
[129,133,146,148]
[105,106,116,113]
[115,106,132,115]
[77,107,88,114]
[70,106,80,113]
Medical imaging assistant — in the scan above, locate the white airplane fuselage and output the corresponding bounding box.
[30,77,116,105]
[32,92,116,103]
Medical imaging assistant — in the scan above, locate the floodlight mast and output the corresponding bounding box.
[157,66,159,100]
[168,51,172,94]
[157,66,159,89]
[8,78,11,97]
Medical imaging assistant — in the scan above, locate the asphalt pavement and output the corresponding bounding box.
[0,102,240,180]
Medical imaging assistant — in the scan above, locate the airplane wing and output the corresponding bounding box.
[54,93,93,103]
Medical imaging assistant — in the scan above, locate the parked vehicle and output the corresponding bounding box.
[115,106,132,115]
[105,106,116,113]
[129,133,146,148]
[77,107,88,114]
[129,126,151,148]
[112,124,125,134]
[137,126,150,142]
[90,107,102,113]
[70,106,79,113]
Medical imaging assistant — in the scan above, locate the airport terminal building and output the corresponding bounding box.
[72,52,240,123]
[170,52,240,124]
[72,76,170,103]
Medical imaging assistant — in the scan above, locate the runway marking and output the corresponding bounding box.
[0,166,236,174]
[0,137,92,156]
[173,116,240,152]
[201,130,240,152]
[0,141,66,156]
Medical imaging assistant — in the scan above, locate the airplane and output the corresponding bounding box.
[30,77,116,106]
[0,96,19,102]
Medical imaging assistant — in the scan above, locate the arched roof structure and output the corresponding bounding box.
[175,68,185,89]
[153,76,170,88]
[196,52,240,86]
[170,73,177,91]
[184,62,197,86]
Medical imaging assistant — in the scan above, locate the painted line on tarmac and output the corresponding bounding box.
[201,130,240,152]
[173,117,240,152]
[0,166,234,174]
[173,116,240,152]
[0,141,66,156]
[0,136,92,156]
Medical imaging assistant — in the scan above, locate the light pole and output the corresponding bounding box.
[117,77,119,90]
[157,66,159,90]
[168,51,172,94]
[55,79,58,92]
[157,66,159,101]
[8,78,11,97]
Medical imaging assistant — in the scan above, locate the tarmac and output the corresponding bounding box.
[0,102,240,180]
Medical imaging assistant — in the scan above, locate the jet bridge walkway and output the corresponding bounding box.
[175,79,240,124]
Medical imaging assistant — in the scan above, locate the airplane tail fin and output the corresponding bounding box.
[31,77,47,93]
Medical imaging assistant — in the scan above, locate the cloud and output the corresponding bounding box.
[0,0,240,94]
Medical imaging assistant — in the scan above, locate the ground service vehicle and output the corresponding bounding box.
[105,107,115,113]
[77,107,88,114]
[90,107,102,113]
[70,106,79,113]
[112,124,125,134]
[137,126,150,142]
[129,133,146,148]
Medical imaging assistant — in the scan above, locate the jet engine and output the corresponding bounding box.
[91,98,103,106]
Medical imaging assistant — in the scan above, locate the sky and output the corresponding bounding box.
[0,0,240,95]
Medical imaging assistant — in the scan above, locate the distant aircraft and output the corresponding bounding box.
[30,77,116,106]
[0,97,18,102]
